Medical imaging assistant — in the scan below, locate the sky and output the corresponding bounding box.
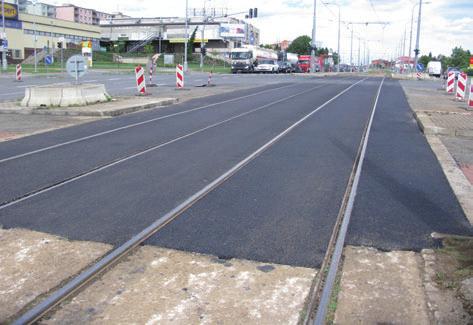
[40,0,473,64]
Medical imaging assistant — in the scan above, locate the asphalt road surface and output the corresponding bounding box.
[0,76,471,269]
[0,70,300,101]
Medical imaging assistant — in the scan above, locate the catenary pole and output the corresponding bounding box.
[414,0,422,72]
[184,0,188,72]
[310,0,317,73]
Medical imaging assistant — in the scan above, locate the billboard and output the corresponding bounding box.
[0,3,19,20]
[220,24,245,38]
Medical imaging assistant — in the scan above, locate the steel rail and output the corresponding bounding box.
[302,77,385,324]
[0,83,330,210]
[13,77,367,325]
[0,83,298,164]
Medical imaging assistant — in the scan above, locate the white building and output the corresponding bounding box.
[100,16,260,54]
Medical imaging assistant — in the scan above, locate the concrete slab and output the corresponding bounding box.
[334,246,430,325]
[44,246,316,324]
[0,228,111,322]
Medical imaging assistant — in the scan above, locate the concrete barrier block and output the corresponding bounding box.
[21,83,110,108]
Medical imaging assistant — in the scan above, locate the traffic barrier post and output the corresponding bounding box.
[16,64,22,82]
[207,71,212,86]
[176,64,184,89]
[135,65,146,95]
[456,72,467,101]
[446,72,455,93]
[468,80,473,110]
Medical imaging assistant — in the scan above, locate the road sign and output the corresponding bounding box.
[66,55,87,81]
[44,55,53,65]
[2,39,8,49]
[416,63,424,72]
[470,57,473,68]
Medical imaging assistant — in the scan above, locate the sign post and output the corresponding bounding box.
[66,55,87,84]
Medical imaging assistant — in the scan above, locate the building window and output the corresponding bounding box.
[14,50,21,59]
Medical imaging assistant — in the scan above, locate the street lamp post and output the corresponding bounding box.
[2,0,7,71]
[184,0,188,72]
[414,0,423,72]
[410,1,430,69]
[323,2,341,72]
[310,0,317,73]
[350,27,353,71]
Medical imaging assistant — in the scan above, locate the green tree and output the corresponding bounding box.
[449,46,471,70]
[144,44,154,55]
[287,35,312,55]
[419,54,432,68]
[188,27,198,61]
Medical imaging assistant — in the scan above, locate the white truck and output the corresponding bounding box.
[231,46,278,73]
[427,61,442,77]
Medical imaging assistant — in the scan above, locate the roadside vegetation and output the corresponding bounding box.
[435,236,473,316]
[419,47,472,75]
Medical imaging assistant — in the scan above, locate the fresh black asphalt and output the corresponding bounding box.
[0,77,358,247]
[346,79,473,250]
[0,82,317,204]
[0,76,471,269]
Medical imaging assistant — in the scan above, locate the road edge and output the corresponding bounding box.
[423,135,473,225]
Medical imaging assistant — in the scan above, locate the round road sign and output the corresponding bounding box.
[66,55,87,79]
[44,55,53,65]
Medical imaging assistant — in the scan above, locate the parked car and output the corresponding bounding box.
[254,59,279,73]
[277,61,293,73]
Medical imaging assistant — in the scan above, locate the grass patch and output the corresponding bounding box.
[325,268,343,325]
[435,236,473,316]
[438,236,473,283]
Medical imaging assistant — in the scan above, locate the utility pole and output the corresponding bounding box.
[414,0,422,72]
[402,24,406,56]
[184,0,188,72]
[357,37,360,69]
[1,0,7,71]
[350,28,353,70]
[310,0,317,73]
[408,5,414,59]
[337,5,340,72]
[200,17,206,69]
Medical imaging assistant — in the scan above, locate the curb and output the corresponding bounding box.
[0,98,178,117]
[424,135,473,225]
[413,111,473,139]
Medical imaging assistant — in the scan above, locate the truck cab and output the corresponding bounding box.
[298,55,311,73]
[231,49,254,73]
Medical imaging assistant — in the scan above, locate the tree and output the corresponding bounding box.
[419,54,431,68]
[449,46,471,70]
[187,27,198,61]
[144,44,154,55]
[287,35,312,55]
[332,52,339,65]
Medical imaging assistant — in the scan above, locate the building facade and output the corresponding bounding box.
[55,4,112,25]
[100,16,260,54]
[2,10,101,62]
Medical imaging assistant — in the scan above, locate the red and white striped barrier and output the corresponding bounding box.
[456,72,467,101]
[446,72,455,93]
[16,64,22,82]
[416,72,422,80]
[176,64,184,89]
[135,65,146,95]
[468,82,473,109]
[207,71,212,86]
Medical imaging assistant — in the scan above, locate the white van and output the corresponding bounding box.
[427,61,442,77]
